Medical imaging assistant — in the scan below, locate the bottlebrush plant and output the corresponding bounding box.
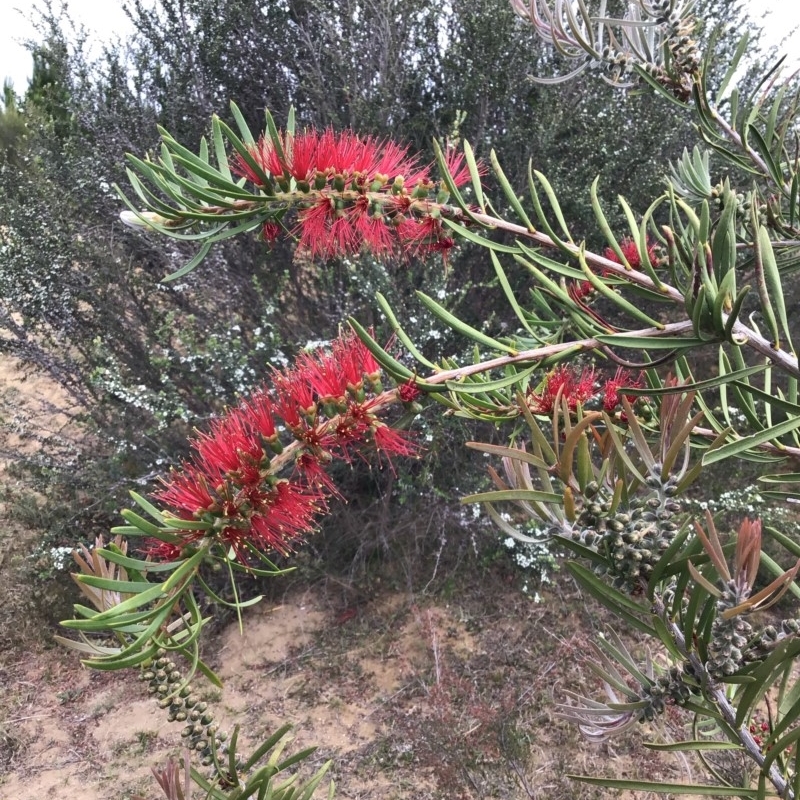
[58,0,800,797]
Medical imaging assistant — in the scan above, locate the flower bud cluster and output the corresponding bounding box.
[571,474,681,592]
[707,601,755,678]
[639,664,698,721]
[734,618,800,667]
[141,650,231,769]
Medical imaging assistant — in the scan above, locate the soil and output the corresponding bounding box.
[0,356,729,800]
[0,574,704,800]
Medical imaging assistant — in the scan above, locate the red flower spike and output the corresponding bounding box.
[604,237,659,270]
[568,279,595,302]
[296,452,342,497]
[329,215,358,258]
[272,368,318,427]
[156,466,217,517]
[370,139,422,184]
[373,424,419,473]
[528,365,596,414]
[297,197,337,258]
[231,136,283,184]
[261,221,282,244]
[398,378,422,404]
[241,390,278,442]
[147,329,422,565]
[144,539,190,562]
[354,213,395,256]
[442,147,486,189]
[284,130,319,182]
[602,368,645,413]
[246,480,326,555]
[299,350,347,406]
[194,412,264,481]
[352,333,381,381]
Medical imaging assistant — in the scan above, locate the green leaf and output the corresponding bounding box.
[702,412,800,465]
[460,488,563,505]
[589,177,629,267]
[117,509,172,538]
[643,740,742,752]
[446,366,535,395]
[81,643,161,671]
[441,217,518,253]
[489,251,537,336]
[75,576,155,593]
[94,549,180,573]
[415,291,518,353]
[735,637,800,726]
[432,139,484,225]
[759,472,800,483]
[570,776,757,795]
[375,292,438,370]
[532,169,574,243]
[748,124,786,189]
[566,562,656,636]
[758,225,794,351]
[527,164,575,257]
[716,32,750,98]
[229,101,256,144]
[489,149,535,231]
[462,139,486,211]
[161,241,214,282]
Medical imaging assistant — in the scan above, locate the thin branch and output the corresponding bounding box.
[650,594,793,799]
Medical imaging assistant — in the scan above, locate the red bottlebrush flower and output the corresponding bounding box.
[373,423,419,471]
[331,330,381,391]
[398,378,422,404]
[350,331,381,380]
[328,215,358,258]
[317,129,369,178]
[231,136,284,184]
[246,480,326,556]
[145,328,421,565]
[240,390,278,442]
[528,365,596,414]
[261,221,281,244]
[194,412,264,483]
[353,212,395,256]
[602,368,645,413]
[156,465,217,517]
[370,139,423,185]
[296,452,341,497]
[295,417,339,454]
[284,130,319,182]
[144,539,189,562]
[297,196,337,258]
[568,279,595,302]
[272,366,317,427]
[604,237,659,270]
[442,146,486,189]
[299,350,347,406]
[396,213,451,262]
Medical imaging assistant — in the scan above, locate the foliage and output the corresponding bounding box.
[65,1,800,796]
[0,0,720,601]
[0,0,796,797]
